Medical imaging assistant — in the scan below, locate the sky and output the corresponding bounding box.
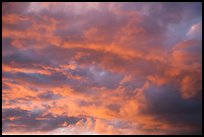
[2,2,202,135]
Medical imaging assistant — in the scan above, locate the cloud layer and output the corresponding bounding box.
[2,2,202,135]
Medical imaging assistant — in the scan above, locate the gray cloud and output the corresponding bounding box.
[2,108,81,132]
[142,84,202,133]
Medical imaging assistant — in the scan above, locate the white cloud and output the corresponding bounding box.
[186,21,202,39]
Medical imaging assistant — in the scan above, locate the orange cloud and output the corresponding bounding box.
[180,75,202,99]
[2,2,202,135]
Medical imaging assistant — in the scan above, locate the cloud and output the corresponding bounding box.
[2,2,31,14]
[186,21,202,39]
[2,2,202,135]
[2,108,81,133]
[38,91,62,100]
[142,84,202,134]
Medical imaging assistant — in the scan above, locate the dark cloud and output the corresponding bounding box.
[2,82,11,91]
[2,108,81,132]
[142,84,202,133]
[69,65,123,90]
[3,71,71,90]
[106,104,120,113]
[2,46,75,67]
[2,2,31,14]
[38,91,62,100]
[78,100,101,107]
